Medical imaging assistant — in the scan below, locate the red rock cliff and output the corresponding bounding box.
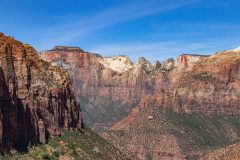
[40,46,240,116]
[40,47,168,104]
[167,51,240,115]
[0,34,82,153]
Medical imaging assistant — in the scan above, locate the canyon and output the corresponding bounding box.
[40,46,240,124]
[1,0,239,159]
[40,45,240,159]
[1,32,240,159]
[0,33,129,160]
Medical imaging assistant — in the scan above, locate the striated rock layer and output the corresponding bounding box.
[40,45,240,159]
[167,51,240,115]
[40,47,154,104]
[101,51,240,159]
[0,34,82,153]
[40,46,240,116]
[41,47,208,104]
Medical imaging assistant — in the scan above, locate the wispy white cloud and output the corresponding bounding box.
[31,0,240,60]
[35,0,202,50]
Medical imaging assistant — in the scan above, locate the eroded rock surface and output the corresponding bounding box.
[40,47,240,116]
[40,45,240,159]
[0,34,82,153]
[40,47,158,103]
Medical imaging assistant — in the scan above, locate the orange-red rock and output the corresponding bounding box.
[40,47,240,116]
[0,34,82,153]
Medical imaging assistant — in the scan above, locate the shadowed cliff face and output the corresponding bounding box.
[0,34,82,153]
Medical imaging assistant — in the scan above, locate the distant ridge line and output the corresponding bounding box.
[180,53,210,57]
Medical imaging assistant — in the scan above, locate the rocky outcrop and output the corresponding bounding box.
[99,55,133,73]
[40,47,240,116]
[40,45,240,159]
[122,51,240,116]
[40,47,181,104]
[0,34,82,153]
[166,51,240,115]
[175,54,209,71]
[41,47,201,104]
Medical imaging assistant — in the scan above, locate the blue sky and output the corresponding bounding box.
[0,0,240,61]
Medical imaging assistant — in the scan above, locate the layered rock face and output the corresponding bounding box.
[43,49,200,100]
[0,34,82,153]
[167,51,240,115]
[41,46,240,116]
[40,47,205,103]
[40,45,240,159]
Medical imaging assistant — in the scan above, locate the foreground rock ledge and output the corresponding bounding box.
[0,33,82,153]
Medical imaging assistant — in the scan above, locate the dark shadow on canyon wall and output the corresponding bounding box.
[0,67,42,154]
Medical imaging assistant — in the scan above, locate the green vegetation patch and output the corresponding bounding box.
[0,128,130,160]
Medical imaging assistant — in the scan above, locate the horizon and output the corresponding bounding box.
[42,44,213,63]
[0,0,240,61]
